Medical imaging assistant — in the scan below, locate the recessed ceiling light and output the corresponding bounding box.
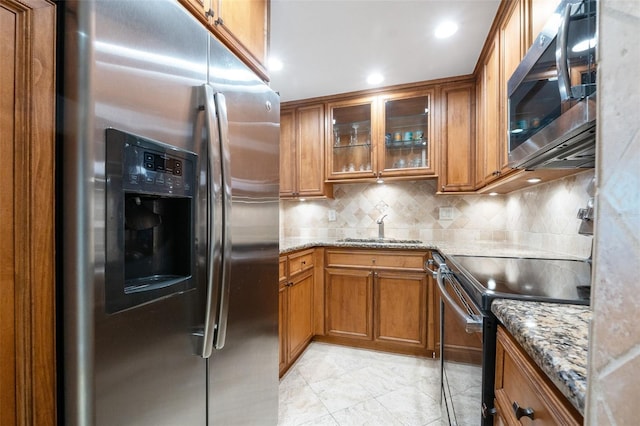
[267,57,283,71]
[527,178,542,184]
[435,21,458,39]
[488,192,499,196]
[367,72,384,85]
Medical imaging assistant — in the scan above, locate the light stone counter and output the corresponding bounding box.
[491,299,590,415]
[279,237,586,260]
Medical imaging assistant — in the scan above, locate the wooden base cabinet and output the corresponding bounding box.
[321,249,434,356]
[279,250,315,376]
[374,270,428,347]
[494,326,582,425]
[325,268,373,340]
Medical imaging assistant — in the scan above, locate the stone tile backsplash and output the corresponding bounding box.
[281,170,595,258]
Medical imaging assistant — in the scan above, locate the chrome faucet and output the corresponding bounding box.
[376,214,388,239]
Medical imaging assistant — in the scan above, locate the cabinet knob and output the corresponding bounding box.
[512,401,534,420]
[214,17,224,26]
[205,8,214,18]
[301,260,306,265]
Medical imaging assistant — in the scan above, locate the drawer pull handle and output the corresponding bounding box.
[512,401,534,420]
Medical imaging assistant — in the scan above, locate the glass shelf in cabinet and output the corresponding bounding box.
[385,139,427,149]
[333,142,372,149]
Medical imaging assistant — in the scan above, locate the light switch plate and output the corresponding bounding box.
[439,207,454,220]
[328,209,337,222]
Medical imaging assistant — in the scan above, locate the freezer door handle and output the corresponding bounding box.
[213,92,232,350]
[200,84,224,358]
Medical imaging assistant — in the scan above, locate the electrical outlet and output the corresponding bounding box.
[439,207,454,220]
[328,209,337,222]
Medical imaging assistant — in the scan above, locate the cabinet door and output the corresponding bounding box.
[214,0,268,71]
[324,268,373,339]
[1,2,56,424]
[179,0,212,20]
[478,35,503,186]
[327,97,377,180]
[379,90,436,177]
[287,269,314,362]
[499,0,526,172]
[279,109,296,197]
[529,0,561,46]
[374,270,428,347]
[438,82,476,192]
[297,104,326,196]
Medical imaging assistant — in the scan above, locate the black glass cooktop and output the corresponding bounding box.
[448,255,592,308]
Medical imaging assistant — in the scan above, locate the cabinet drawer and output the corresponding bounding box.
[495,327,582,425]
[326,249,427,271]
[288,249,314,276]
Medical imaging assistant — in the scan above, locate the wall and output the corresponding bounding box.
[586,1,640,424]
[281,170,594,258]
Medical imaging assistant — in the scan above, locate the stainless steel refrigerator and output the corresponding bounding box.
[58,1,280,424]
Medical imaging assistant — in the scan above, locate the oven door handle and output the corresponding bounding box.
[437,266,483,334]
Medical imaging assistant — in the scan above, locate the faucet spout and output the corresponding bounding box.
[376,214,387,239]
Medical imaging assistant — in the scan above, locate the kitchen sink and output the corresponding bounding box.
[337,238,423,245]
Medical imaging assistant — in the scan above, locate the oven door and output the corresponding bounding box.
[438,266,491,426]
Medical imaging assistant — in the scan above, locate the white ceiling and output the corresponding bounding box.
[269,0,501,103]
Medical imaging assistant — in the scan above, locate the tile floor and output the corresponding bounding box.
[278,342,443,426]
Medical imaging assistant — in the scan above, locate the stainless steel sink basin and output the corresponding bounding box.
[337,238,423,245]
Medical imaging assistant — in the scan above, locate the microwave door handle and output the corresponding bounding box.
[436,267,483,334]
[556,3,573,101]
[200,83,224,359]
[212,92,232,350]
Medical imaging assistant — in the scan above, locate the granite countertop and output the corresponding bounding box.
[279,237,586,260]
[491,299,590,416]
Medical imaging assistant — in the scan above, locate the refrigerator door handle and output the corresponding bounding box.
[200,84,224,358]
[212,92,232,350]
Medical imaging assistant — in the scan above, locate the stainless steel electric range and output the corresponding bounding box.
[432,252,591,425]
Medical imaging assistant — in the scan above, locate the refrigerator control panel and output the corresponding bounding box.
[106,128,196,197]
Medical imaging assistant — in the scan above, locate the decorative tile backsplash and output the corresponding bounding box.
[281,170,595,258]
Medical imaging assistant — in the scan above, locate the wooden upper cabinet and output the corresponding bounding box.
[438,81,476,193]
[327,89,438,182]
[279,109,296,196]
[528,0,562,46]
[214,0,267,67]
[178,0,269,81]
[477,35,502,187]
[327,96,378,181]
[379,89,436,178]
[279,103,330,198]
[499,0,526,172]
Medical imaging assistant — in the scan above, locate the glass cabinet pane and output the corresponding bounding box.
[383,96,430,171]
[331,103,373,175]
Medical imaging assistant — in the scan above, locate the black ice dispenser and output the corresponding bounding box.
[105,129,197,313]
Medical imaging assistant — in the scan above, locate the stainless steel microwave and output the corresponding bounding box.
[507,0,597,169]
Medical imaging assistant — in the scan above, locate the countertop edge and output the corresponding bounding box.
[491,299,590,416]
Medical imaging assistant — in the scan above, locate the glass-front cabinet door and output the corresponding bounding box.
[327,97,377,180]
[379,90,435,176]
